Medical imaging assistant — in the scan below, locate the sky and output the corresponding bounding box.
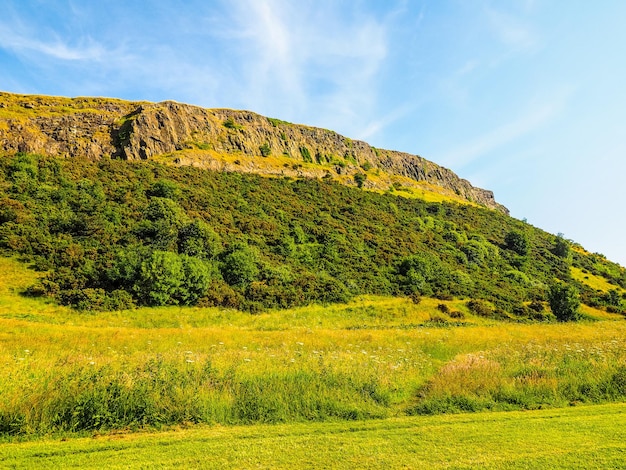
[1,0,625,267]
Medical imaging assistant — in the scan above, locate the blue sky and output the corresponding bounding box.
[1,0,625,266]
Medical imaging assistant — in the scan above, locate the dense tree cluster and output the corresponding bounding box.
[0,153,624,315]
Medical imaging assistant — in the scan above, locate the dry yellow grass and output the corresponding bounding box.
[572,266,625,294]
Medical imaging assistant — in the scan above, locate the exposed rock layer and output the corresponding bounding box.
[0,92,508,213]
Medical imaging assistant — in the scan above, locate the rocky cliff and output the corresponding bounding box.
[0,92,508,213]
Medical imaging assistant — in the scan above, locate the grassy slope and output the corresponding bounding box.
[2,404,625,469]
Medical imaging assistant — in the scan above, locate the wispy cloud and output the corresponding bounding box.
[0,19,105,61]
[206,0,392,133]
[436,90,572,170]
[0,0,399,140]
[484,5,539,53]
[356,103,416,141]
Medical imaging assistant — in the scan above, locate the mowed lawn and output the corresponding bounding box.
[2,404,625,469]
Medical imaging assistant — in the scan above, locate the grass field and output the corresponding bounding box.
[1,256,625,467]
[2,404,625,469]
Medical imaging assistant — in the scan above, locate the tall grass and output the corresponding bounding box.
[1,257,625,436]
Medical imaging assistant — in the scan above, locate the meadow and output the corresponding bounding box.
[1,256,625,441]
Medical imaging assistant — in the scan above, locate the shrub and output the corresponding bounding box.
[223,118,242,130]
[505,230,530,256]
[178,220,221,259]
[259,143,271,157]
[437,303,450,314]
[147,179,179,199]
[138,251,184,306]
[221,245,260,287]
[467,299,493,317]
[548,283,581,322]
[553,234,571,259]
[353,173,366,188]
[299,146,312,163]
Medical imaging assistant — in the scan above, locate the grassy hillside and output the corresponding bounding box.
[1,153,624,317]
[3,404,625,469]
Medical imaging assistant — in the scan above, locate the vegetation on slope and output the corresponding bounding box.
[0,152,624,316]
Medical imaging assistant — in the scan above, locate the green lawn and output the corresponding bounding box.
[2,404,625,469]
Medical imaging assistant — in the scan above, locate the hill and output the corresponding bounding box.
[0,91,505,211]
[1,93,626,443]
[0,92,624,316]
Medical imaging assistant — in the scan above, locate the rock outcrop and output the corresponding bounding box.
[0,92,508,213]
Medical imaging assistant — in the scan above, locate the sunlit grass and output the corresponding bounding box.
[572,266,625,294]
[2,404,625,469]
[1,256,625,436]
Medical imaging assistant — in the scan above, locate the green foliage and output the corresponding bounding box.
[138,251,184,305]
[178,220,221,259]
[147,179,180,199]
[223,118,242,130]
[299,146,312,163]
[267,117,291,127]
[548,283,581,322]
[505,230,530,256]
[221,244,260,287]
[553,233,571,259]
[0,153,621,314]
[360,161,373,171]
[354,172,367,188]
[259,143,271,157]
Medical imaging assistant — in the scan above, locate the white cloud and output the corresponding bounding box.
[484,5,537,51]
[0,20,105,61]
[205,0,391,133]
[356,103,416,141]
[436,90,571,169]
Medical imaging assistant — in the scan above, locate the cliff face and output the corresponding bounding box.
[0,92,508,213]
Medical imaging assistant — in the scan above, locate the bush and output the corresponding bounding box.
[467,299,493,317]
[505,230,530,256]
[221,245,260,287]
[354,173,366,188]
[223,118,241,130]
[178,220,221,259]
[548,283,581,322]
[259,143,271,157]
[553,234,571,259]
[138,251,184,306]
[437,303,450,314]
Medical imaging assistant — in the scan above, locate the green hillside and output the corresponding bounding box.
[0,152,624,316]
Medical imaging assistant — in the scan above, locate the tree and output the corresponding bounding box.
[548,283,580,322]
[553,233,571,259]
[505,230,529,256]
[178,255,215,304]
[259,143,271,157]
[178,220,221,259]
[138,251,183,306]
[221,244,260,287]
